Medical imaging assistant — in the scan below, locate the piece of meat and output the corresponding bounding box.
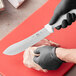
[23,39,59,72]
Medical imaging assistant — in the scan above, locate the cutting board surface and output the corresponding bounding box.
[0,0,75,76]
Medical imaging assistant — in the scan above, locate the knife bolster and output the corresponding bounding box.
[44,24,54,33]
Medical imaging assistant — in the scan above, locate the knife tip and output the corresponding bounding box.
[3,50,11,55]
[3,50,15,56]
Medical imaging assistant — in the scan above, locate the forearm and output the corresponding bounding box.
[56,48,76,63]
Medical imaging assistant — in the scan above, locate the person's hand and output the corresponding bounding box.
[55,13,76,30]
[23,39,61,72]
[49,0,76,30]
[33,41,63,70]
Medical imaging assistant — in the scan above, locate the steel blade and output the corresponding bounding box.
[3,28,51,55]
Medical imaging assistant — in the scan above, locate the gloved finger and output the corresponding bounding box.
[34,49,40,54]
[33,56,39,64]
[62,20,68,28]
[71,13,76,22]
[67,13,72,25]
[32,50,40,56]
[55,25,62,30]
[49,41,60,47]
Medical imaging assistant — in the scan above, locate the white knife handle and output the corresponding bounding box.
[45,9,76,33]
[52,9,76,28]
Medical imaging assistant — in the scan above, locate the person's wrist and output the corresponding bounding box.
[56,48,63,60]
[56,48,66,62]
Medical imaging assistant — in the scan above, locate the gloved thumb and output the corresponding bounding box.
[49,12,61,25]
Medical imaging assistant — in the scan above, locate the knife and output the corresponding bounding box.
[3,9,76,55]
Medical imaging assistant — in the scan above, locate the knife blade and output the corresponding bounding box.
[3,24,54,55]
[3,9,76,55]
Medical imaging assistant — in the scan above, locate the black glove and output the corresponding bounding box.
[55,13,76,30]
[33,46,63,70]
[49,0,76,30]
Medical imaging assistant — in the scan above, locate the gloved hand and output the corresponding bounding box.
[55,13,76,30]
[33,46,63,70]
[49,0,76,30]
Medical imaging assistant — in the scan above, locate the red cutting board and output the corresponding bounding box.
[0,0,75,76]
